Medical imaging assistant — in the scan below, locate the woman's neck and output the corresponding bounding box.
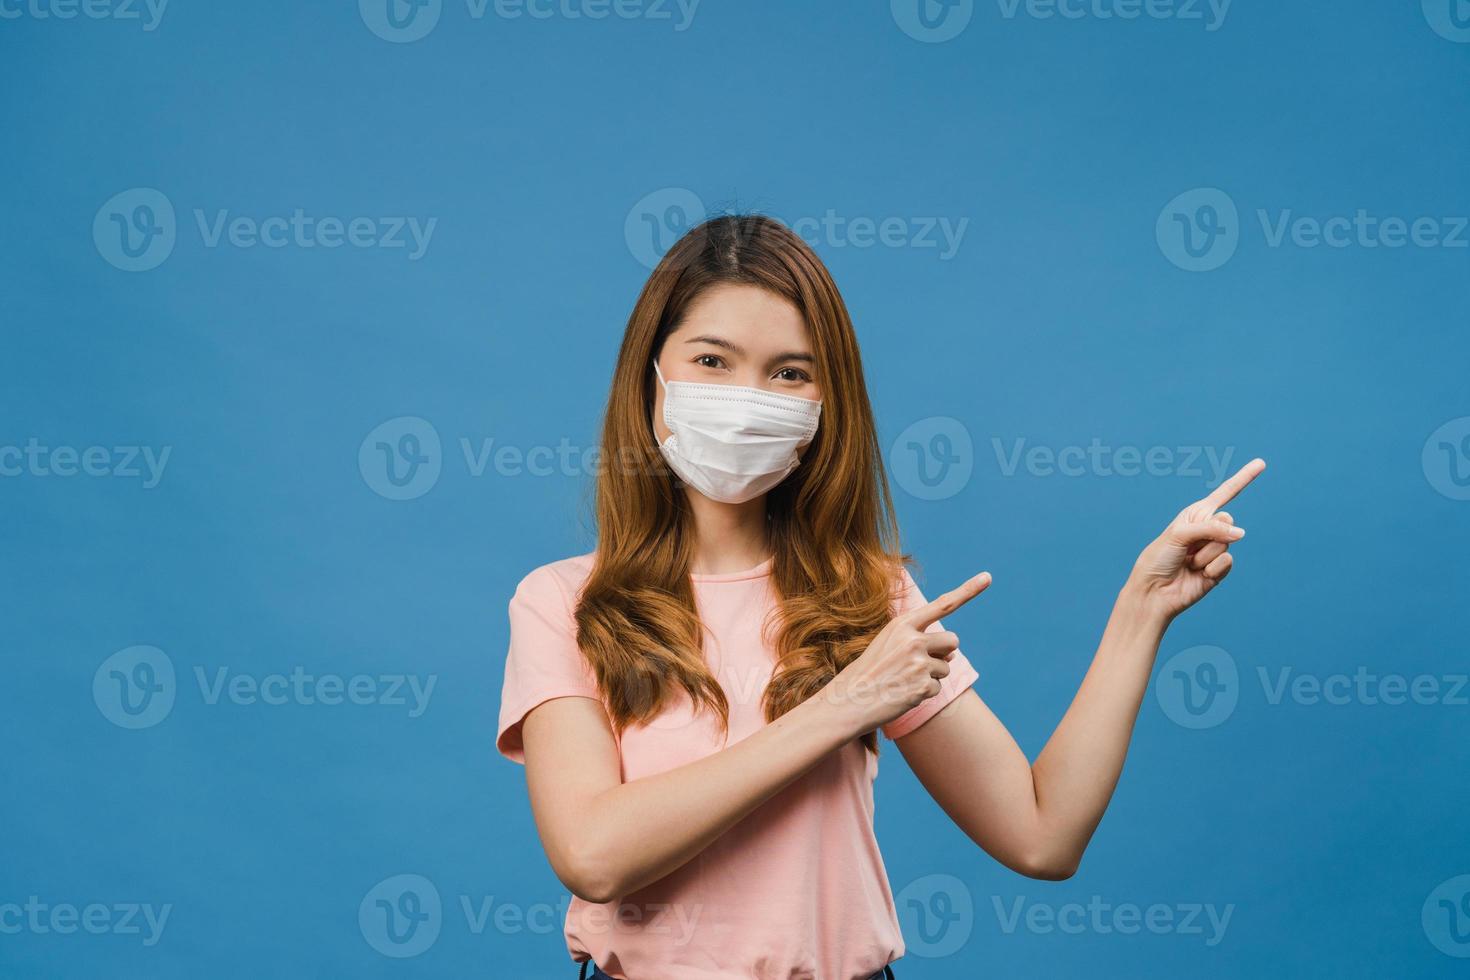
[685,491,771,575]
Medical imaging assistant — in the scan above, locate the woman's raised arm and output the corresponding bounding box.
[898,459,1266,879]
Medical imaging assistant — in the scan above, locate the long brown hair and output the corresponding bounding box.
[575,214,907,752]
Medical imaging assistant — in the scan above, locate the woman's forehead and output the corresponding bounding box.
[674,285,809,348]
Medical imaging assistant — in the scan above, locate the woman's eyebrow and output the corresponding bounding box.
[682,334,743,354]
[681,335,814,364]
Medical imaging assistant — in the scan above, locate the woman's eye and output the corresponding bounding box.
[694,354,725,369]
[775,367,812,383]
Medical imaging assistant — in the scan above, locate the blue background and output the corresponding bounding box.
[3,0,1468,976]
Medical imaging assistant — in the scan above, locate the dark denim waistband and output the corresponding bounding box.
[578,962,896,980]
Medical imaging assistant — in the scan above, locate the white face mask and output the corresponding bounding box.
[653,359,822,504]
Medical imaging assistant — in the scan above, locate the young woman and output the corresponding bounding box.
[496,215,1264,980]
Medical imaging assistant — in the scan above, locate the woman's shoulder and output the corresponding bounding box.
[511,551,597,606]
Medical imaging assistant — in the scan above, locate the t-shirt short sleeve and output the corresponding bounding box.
[881,566,980,741]
[496,563,603,764]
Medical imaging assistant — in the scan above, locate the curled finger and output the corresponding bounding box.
[1173,519,1245,547]
[1191,540,1229,569]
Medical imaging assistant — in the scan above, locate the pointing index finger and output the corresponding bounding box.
[1202,457,1266,512]
[908,572,992,629]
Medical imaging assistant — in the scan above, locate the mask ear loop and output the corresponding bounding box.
[651,360,676,457]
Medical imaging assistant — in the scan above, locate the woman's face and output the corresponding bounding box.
[651,283,820,446]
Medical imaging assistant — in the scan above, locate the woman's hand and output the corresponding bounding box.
[821,572,992,736]
[1127,457,1266,621]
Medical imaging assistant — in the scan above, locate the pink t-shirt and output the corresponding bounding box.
[496,552,979,980]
